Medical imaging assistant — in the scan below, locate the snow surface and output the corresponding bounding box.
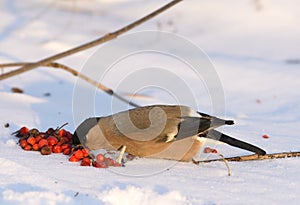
[1,0,300,204]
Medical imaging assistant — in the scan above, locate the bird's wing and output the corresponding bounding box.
[174,117,211,141]
[167,114,234,142]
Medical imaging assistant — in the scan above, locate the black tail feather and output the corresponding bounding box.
[225,120,234,125]
[205,130,266,155]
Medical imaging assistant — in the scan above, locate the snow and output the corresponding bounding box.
[101,186,187,205]
[1,0,300,204]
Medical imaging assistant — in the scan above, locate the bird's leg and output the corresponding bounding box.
[116,145,126,164]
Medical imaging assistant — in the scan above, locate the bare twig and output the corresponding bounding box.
[218,154,231,176]
[55,122,69,132]
[0,0,182,81]
[193,153,231,176]
[198,151,300,163]
[0,62,140,107]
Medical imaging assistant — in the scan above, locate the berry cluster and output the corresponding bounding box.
[13,126,122,168]
[203,147,218,154]
[68,147,121,167]
[93,153,121,168]
[15,126,73,155]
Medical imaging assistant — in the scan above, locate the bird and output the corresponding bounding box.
[73,105,266,162]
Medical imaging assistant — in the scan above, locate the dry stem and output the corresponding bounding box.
[218,154,231,176]
[0,62,140,107]
[198,151,300,163]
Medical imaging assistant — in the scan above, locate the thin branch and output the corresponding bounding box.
[198,151,300,163]
[193,153,231,176]
[0,62,140,108]
[218,153,231,176]
[0,0,182,81]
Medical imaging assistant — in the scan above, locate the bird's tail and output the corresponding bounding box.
[205,130,266,155]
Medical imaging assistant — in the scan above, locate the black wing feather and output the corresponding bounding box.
[175,117,211,141]
[175,114,233,141]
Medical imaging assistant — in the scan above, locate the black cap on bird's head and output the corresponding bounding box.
[73,117,101,146]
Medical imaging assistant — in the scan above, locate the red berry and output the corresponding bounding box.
[61,144,71,150]
[57,141,63,146]
[63,148,71,155]
[69,155,79,162]
[46,128,55,135]
[81,148,90,157]
[38,139,48,149]
[66,132,73,139]
[27,136,36,146]
[48,145,53,151]
[23,144,32,151]
[47,136,58,146]
[52,145,63,153]
[96,154,105,162]
[39,133,47,139]
[262,134,270,139]
[211,149,218,154]
[19,127,29,136]
[41,146,52,155]
[35,135,42,143]
[62,137,70,143]
[29,128,39,137]
[114,162,122,167]
[74,150,84,160]
[203,147,213,153]
[19,139,28,148]
[32,143,40,151]
[93,161,108,168]
[105,158,115,166]
[58,129,66,137]
[80,157,91,166]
